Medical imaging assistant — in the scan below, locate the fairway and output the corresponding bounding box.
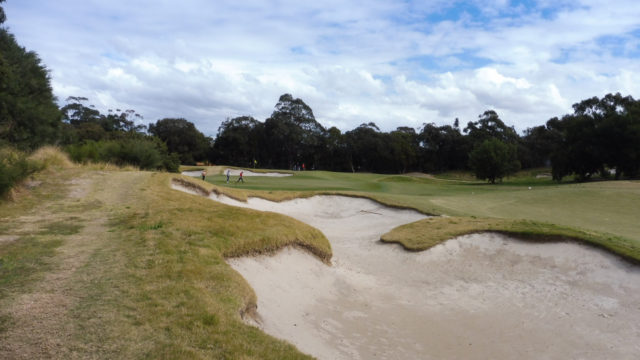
[198,168,640,245]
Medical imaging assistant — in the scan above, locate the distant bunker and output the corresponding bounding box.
[172,184,640,360]
[181,169,292,177]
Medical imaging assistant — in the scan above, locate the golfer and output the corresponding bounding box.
[201,170,206,180]
[236,171,244,183]
[226,169,230,183]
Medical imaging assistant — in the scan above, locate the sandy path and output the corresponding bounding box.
[209,193,640,360]
[0,171,148,359]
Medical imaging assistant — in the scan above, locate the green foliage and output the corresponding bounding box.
[213,116,263,167]
[0,146,43,197]
[0,29,61,150]
[548,93,640,181]
[0,0,5,25]
[64,137,178,172]
[148,118,211,165]
[468,138,520,183]
[60,97,147,144]
[418,122,468,171]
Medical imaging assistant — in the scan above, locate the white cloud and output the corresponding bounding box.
[3,0,640,134]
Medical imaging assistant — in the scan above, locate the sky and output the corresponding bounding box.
[4,0,640,136]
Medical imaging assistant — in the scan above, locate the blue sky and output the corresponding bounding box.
[4,0,640,135]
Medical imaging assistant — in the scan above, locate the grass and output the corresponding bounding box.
[0,236,64,299]
[381,216,640,264]
[64,172,327,359]
[195,168,640,244]
[1,152,638,358]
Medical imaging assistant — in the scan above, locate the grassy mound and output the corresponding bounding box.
[381,216,640,264]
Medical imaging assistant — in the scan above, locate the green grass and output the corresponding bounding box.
[2,154,639,358]
[199,169,640,244]
[0,236,64,298]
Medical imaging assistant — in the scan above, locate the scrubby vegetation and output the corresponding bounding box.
[65,138,179,172]
[0,147,43,197]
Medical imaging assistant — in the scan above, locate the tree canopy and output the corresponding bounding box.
[0,28,60,150]
[148,118,211,165]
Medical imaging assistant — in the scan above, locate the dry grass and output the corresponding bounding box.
[381,216,640,264]
[28,146,74,169]
[1,165,327,359]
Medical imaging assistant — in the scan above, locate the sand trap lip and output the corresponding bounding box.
[181,169,292,177]
[172,184,640,359]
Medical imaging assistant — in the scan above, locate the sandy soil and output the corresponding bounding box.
[181,169,292,177]
[207,193,640,360]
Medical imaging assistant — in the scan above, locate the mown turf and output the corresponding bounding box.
[197,168,640,244]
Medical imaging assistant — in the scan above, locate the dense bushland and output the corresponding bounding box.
[0,147,42,196]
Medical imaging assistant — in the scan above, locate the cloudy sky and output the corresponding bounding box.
[4,0,640,135]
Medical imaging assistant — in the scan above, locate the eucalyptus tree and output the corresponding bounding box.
[148,118,211,165]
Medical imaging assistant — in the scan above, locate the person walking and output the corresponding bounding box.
[226,169,230,183]
[201,169,206,181]
[236,171,244,183]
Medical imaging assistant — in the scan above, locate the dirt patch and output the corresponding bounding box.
[0,235,18,244]
[214,194,640,360]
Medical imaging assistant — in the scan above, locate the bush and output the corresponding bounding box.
[29,146,74,169]
[0,147,43,196]
[64,138,179,172]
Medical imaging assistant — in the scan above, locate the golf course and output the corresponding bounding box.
[1,149,639,359]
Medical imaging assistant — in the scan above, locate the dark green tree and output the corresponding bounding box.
[518,125,557,169]
[418,122,468,171]
[389,127,419,173]
[0,0,6,25]
[60,97,146,143]
[468,138,520,183]
[548,93,640,181]
[263,94,326,169]
[344,122,395,173]
[148,118,211,165]
[0,26,61,150]
[464,110,519,146]
[213,116,263,167]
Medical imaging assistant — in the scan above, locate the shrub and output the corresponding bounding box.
[0,147,43,196]
[64,138,179,172]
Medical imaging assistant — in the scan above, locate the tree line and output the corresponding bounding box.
[212,93,640,182]
[2,0,639,183]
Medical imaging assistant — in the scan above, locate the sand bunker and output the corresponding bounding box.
[172,184,640,359]
[181,169,292,177]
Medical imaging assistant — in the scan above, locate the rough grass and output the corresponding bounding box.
[28,146,74,169]
[381,216,640,264]
[67,173,327,358]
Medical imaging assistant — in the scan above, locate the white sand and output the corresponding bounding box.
[173,184,640,359]
[224,169,292,177]
[182,169,292,177]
